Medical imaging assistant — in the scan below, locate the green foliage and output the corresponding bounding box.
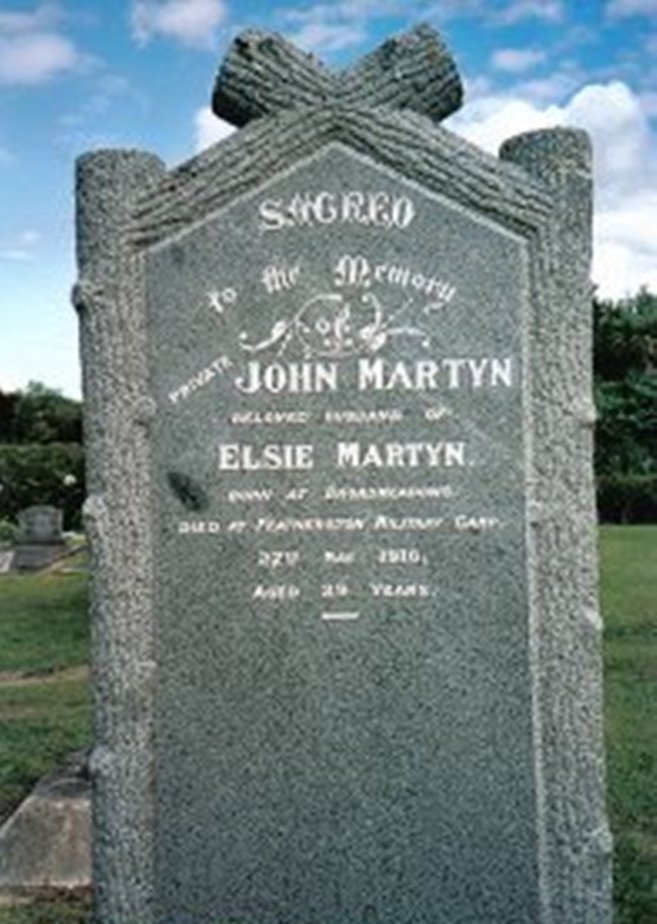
[594,288,657,381]
[0,383,85,529]
[594,290,657,479]
[594,290,657,521]
[597,474,657,524]
[0,382,81,445]
[0,517,18,545]
[0,442,85,530]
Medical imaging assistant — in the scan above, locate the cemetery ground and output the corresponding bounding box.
[0,528,654,924]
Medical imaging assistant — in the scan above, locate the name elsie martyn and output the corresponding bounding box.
[235,356,514,394]
[218,440,467,471]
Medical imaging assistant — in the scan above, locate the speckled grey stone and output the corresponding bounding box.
[75,26,612,924]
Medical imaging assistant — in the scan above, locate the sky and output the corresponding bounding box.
[0,0,656,398]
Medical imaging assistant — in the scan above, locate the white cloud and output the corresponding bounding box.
[493,0,564,23]
[607,0,657,16]
[0,229,41,262]
[424,0,563,24]
[194,106,235,151]
[448,95,562,152]
[421,1,488,21]
[517,71,581,102]
[287,19,368,53]
[131,0,227,49]
[0,31,79,84]
[280,2,383,54]
[0,2,82,85]
[0,2,60,34]
[566,82,651,199]
[17,230,41,246]
[1,249,32,261]
[449,80,657,298]
[492,48,546,73]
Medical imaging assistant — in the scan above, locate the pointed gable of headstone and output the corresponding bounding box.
[75,25,612,924]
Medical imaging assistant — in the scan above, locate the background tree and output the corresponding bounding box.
[9,381,82,444]
[0,383,84,530]
[594,288,657,522]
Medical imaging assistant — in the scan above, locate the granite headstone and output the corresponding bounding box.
[75,25,612,924]
[12,505,66,571]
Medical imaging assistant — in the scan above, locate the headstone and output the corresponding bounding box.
[74,25,613,924]
[17,505,63,544]
[12,506,66,571]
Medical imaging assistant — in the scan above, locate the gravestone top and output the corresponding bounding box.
[75,21,612,924]
[17,506,63,545]
[212,23,463,127]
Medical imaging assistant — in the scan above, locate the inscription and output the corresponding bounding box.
[334,253,455,307]
[336,440,466,469]
[158,171,524,623]
[233,357,513,395]
[259,189,416,231]
[168,355,231,404]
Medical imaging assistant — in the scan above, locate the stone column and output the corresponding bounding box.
[501,128,612,924]
[74,149,165,924]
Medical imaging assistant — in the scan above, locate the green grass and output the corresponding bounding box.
[0,528,655,923]
[0,677,91,823]
[601,526,657,924]
[0,571,89,674]
[0,570,91,825]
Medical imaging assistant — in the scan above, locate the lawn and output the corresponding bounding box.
[0,568,90,828]
[0,526,655,923]
[600,526,657,924]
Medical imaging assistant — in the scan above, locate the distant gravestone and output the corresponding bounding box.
[75,25,612,924]
[12,505,66,571]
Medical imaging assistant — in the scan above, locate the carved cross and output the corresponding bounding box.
[212,24,463,127]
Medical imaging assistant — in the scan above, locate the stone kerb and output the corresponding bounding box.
[75,23,612,924]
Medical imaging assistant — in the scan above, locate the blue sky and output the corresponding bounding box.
[1,0,656,397]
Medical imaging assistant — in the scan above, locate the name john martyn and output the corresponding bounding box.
[234,356,514,394]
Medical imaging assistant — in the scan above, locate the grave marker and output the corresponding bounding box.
[12,505,66,571]
[75,25,612,924]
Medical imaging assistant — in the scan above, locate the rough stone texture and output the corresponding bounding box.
[74,148,165,924]
[213,24,463,127]
[0,752,91,891]
[501,128,612,923]
[147,143,537,924]
[76,27,612,924]
[132,105,551,250]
